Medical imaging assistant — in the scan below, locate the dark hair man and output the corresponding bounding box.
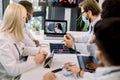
[64,0,101,48]
[19,1,40,47]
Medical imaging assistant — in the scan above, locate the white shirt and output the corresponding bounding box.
[0,33,40,80]
[22,24,36,47]
[55,66,120,80]
[75,16,101,44]
[54,27,62,33]
[82,66,120,80]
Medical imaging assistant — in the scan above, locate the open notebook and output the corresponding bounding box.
[44,19,67,40]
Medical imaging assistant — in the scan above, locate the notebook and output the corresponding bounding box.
[44,19,67,40]
[49,43,80,54]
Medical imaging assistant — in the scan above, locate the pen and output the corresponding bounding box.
[62,63,76,67]
[66,63,76,66]
[51,68,63,73]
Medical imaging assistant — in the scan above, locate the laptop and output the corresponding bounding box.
[49,43,80,54]
[43,50,55,68]
[44,19,67,40]
[77,44,99,73]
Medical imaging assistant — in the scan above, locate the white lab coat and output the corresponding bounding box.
[0,33,40,80]
[82,66,120,80]
[22,24,36,47]
[74,16,101,44]
[55,66,120,80]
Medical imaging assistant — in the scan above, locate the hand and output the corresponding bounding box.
[33,40,40,47]
[34,50,47,64]
[63,62,80,75]
[43,72,56,80]
[63,33,74,48]
[40,49,48,57]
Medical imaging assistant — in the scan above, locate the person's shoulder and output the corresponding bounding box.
[0,33,9,44]
[0,33,6,39]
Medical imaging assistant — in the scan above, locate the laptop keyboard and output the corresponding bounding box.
[50,43,80,54]
[47,34,64,37]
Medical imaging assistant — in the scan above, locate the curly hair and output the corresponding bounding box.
[101,0,120,19]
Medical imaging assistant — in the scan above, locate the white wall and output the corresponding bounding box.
[64,8,71,31]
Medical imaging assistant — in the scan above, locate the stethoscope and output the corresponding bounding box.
[14,43,24,61]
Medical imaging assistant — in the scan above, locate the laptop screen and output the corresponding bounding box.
[44,20,67,35]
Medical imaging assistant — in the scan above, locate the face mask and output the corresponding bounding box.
[82,16,89,25]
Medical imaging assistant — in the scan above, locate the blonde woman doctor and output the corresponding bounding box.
[0,3,47,80]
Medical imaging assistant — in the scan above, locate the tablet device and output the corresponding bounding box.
[44,50,54,68]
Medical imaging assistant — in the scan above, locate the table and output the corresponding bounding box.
[20,30,88,80]
[20,54,79,80]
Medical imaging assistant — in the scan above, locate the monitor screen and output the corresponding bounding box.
[39,0,79,8]
[39,0,99,8]
[58,0,78,7]
[44,20,67,35]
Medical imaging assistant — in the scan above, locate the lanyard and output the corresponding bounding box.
[103,69,120,76]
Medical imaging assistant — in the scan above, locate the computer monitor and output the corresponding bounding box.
[39,0,80,8]
[44,19,67,35]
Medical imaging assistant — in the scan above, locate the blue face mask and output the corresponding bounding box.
[82,16,89,26]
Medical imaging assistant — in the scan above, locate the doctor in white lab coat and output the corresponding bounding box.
[64,0,101,49]
[0,3,47,80]
[19,0,40,47]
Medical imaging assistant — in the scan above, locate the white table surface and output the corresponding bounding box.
[20,30,88,80]
[20,54,79,80]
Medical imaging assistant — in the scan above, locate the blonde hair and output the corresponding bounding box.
[0,3,27,42]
